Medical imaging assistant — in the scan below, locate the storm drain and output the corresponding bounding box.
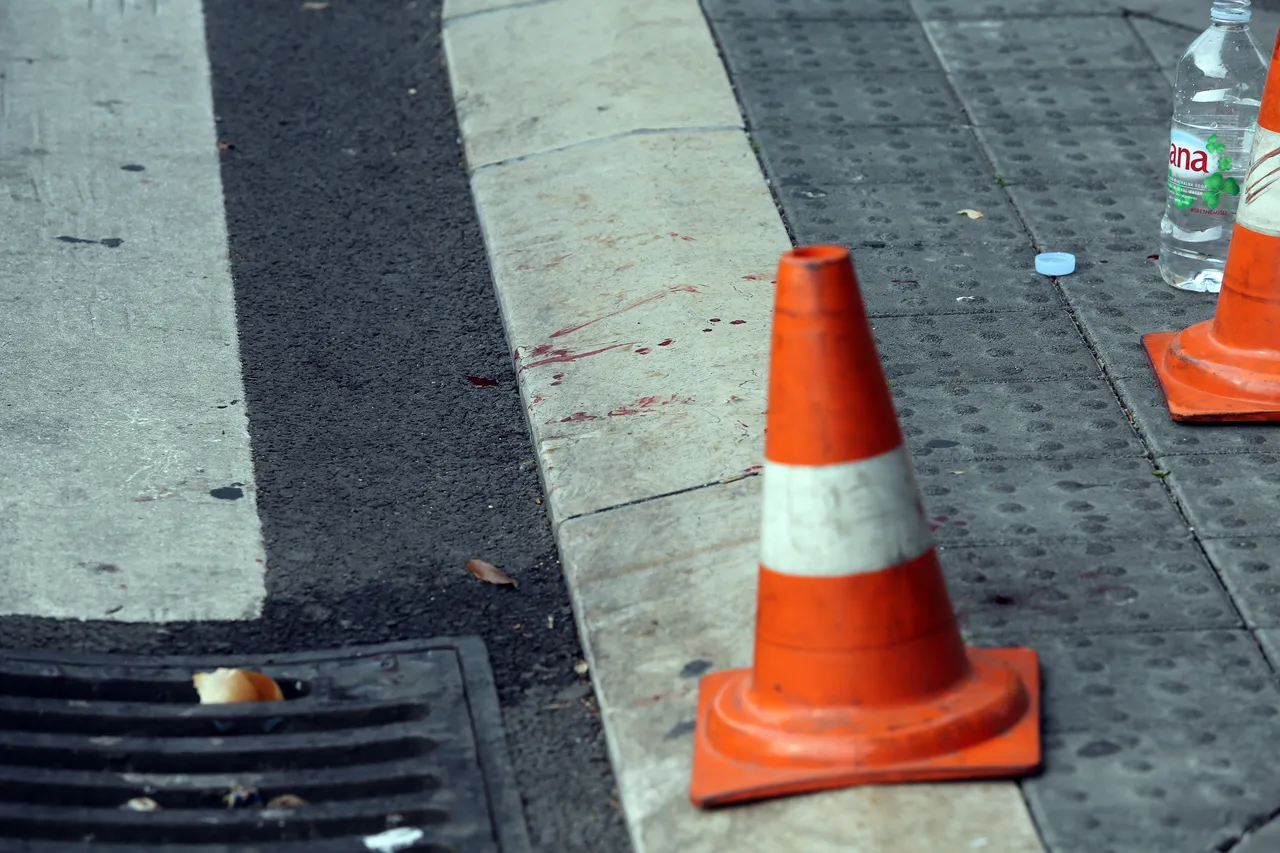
[0,637,530,853]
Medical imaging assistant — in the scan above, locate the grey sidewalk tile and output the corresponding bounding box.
[870,311,1098,385]
[1256,629,1280,672]
[1034,630,1273,734]
[852,243,1056,316]
[1202,537,1280,628]
[780,179,1028,249]
[713,17,940,75]
[1006,184,1164,250]
[1056,250,1201,308]
[738,71,965,131]
[943,537,1236,635]
[977,123,1166,187]
[911,0,1118,19]
[702,0,914,21]
[1023,630,1280,852]
[1159,453,1280,537]
[892,378,1141,461]
[924,17,1154,73]
[1114,371,1280,457]
[1071,300,1214,379]
[914,456,1187,547]
[1233,811,1280,853]
[752,124,989,189]
[954,68,1170,126]
[1027,723,1280,853]
[1128,14,1195,69]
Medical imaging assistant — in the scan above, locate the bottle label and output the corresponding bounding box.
[1237,125,1280,237]
[1167,124,1245,217]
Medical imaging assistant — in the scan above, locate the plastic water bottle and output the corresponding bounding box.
[1159,0,1268,292]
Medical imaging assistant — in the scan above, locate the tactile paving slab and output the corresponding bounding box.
[736,71,964,130]
[1022,630,1280,853]
[1030,724,1280,853]
[1006,183,1165,249]
[1055,251,1202,308]
[942,536,1235,635]
[850,242,1056,316]
[751,124,990,189]
[780,179,1030,249]
[924,17,1153,73]
[1072,298,1217,379]
[701,0,914,20]
[914,456,1186,546]
[1255,629,1280,674]
[1202,537,1280,628]
[893,378,1140,460]
[0,638,530,853]
[1159,454,1280,538]
[712,17,941,74]
[977,123,1166,187]
[953,69,1170,126]
[1114,371,1280,457]
[870,311,1098,384]
[1128,15,1195,70]
[910,0,1118,19]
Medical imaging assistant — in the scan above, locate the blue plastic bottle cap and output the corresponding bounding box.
[1035,252,1076,276]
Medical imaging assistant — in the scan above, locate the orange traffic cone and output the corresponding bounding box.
[689,245,1041,808]
[1144,30,1280,422]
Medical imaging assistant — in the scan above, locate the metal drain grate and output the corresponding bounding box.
[0,638,530,852]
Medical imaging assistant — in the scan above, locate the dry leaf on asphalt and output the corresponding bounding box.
[466,558,518,588]
[301,1,331,8]
[956,209,984,219]
[574,660,589,675]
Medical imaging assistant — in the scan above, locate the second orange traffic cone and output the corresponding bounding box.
[1144,28,1280,422]
[690,245,1041,808]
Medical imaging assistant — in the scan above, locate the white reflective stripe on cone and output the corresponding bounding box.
[760,446,935,578]
[1239,125,1280,238]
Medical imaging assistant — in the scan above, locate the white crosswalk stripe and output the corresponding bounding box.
[0,0,266,621]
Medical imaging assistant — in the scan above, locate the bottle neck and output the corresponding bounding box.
[1212,0,1251,24]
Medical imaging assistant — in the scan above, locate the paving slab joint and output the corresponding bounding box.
[1215,804,1280,852]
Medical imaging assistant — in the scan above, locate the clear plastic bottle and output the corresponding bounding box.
[1159,0,1268,293]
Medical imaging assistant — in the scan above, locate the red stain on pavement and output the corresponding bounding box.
[550,372,565,387]
[729,319,746,325]
[742,274,768,281]
[658,339,674,347]
[550,285,700,339]
[559,412,599,423]
[710,318,721,323]
[519,342,635,371]
[607,394,695,417]
[467,376,498,387]
[743,465,763,474]
[668,232,696,242]
[635,347,651,354]
[528,393,547,410]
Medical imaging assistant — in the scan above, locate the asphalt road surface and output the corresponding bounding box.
[0,1,629,850]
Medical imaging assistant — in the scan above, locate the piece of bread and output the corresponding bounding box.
[192,668,284,703]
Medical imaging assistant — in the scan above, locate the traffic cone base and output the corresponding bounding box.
[1143,327,1280,422]
[690,646,1040,808]
[1143,31,1280,423]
